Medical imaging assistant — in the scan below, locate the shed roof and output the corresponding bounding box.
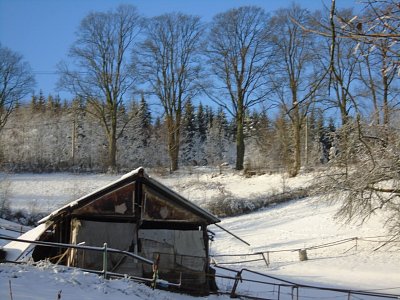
[38,167,220,225]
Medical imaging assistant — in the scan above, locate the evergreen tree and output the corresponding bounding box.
[149,116,169,167]
[30,93,37,113]
[46,94,62,115]
[137,95,152,148]
[245,110,259,137]
[196,103,207,142]
[119,95,153,169]
[205,105,214,130]
[37,90,46,113]
[53,95,62,114]
[204,107,228,165]
[274,106,292,171]
[181,100,196,164]
[250,109,273,169]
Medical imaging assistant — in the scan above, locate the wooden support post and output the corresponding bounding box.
[291,286,299,300]
[0,248,6,261]
[152,254,160,290]
[230,270,242,298]
[299,249,308,261]
[214,223,250,246]
[103,243,108,279]
[261,252,270,267]
[9,280,13,300]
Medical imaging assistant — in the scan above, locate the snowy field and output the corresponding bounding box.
[1,168,399,299]
[1,167,314,213]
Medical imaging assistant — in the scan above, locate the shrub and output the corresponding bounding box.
[204,188,310,217]
[0,176,11,219]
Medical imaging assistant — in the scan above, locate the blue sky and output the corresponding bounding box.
[0,0,356,101]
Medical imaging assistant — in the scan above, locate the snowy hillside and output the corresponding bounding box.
[1,169,399,299]
[3,168,314,212]
[211,197,400,293]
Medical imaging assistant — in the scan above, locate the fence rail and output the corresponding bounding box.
[213,265,400,300]
[211,235,400,267]
[1,235,399,299]
[0,234,182,289]
[0,234,153,266]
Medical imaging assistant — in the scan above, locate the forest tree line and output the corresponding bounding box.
[1,1,397,175]
[0,92,335,173]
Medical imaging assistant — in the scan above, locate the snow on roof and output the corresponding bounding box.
[3,223,50,261]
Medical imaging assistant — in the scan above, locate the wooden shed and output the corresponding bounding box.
[34,167,220,294]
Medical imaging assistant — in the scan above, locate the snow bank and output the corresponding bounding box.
[0,262,227,300]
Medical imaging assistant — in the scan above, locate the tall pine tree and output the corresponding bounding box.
[181,100,196,164]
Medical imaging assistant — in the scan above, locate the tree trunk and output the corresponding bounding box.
[167,116,180,172]
[107,128,117,173]
[236,109,245,171]
[382,65,389,126]
[289,109,301,178]
[364,55,379,125]
[289,83,301,178]
[106,108,118,173]
[170,144,179,172]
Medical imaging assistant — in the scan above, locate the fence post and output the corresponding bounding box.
[230,270,243,298]
[261,252,270,267]
[103,243,108,279]
[291,286,299,300]
[9,280,13,300]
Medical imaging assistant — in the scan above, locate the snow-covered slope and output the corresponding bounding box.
[211,196,400,293]
[3,168,313,212]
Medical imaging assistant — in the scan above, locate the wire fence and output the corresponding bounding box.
[1,234,400,299]
[209,235,400,299]
[210,235,400,268]
[0,224,29,235]
[212,265,400,300]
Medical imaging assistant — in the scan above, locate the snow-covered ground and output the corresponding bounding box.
[211,197,400,295]
[0,261,227,300]
[2,167,314,212]
[1,168,399,299]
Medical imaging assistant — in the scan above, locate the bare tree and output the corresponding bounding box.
[136,13,204,171]
[314,0,400,240]
[325,12,361,127]
[355,6,400,127]
[205,6,272,170]
[58,5,141,172]
[0,44,35,131]
[268,5,323,177]
[317,116,400,239]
